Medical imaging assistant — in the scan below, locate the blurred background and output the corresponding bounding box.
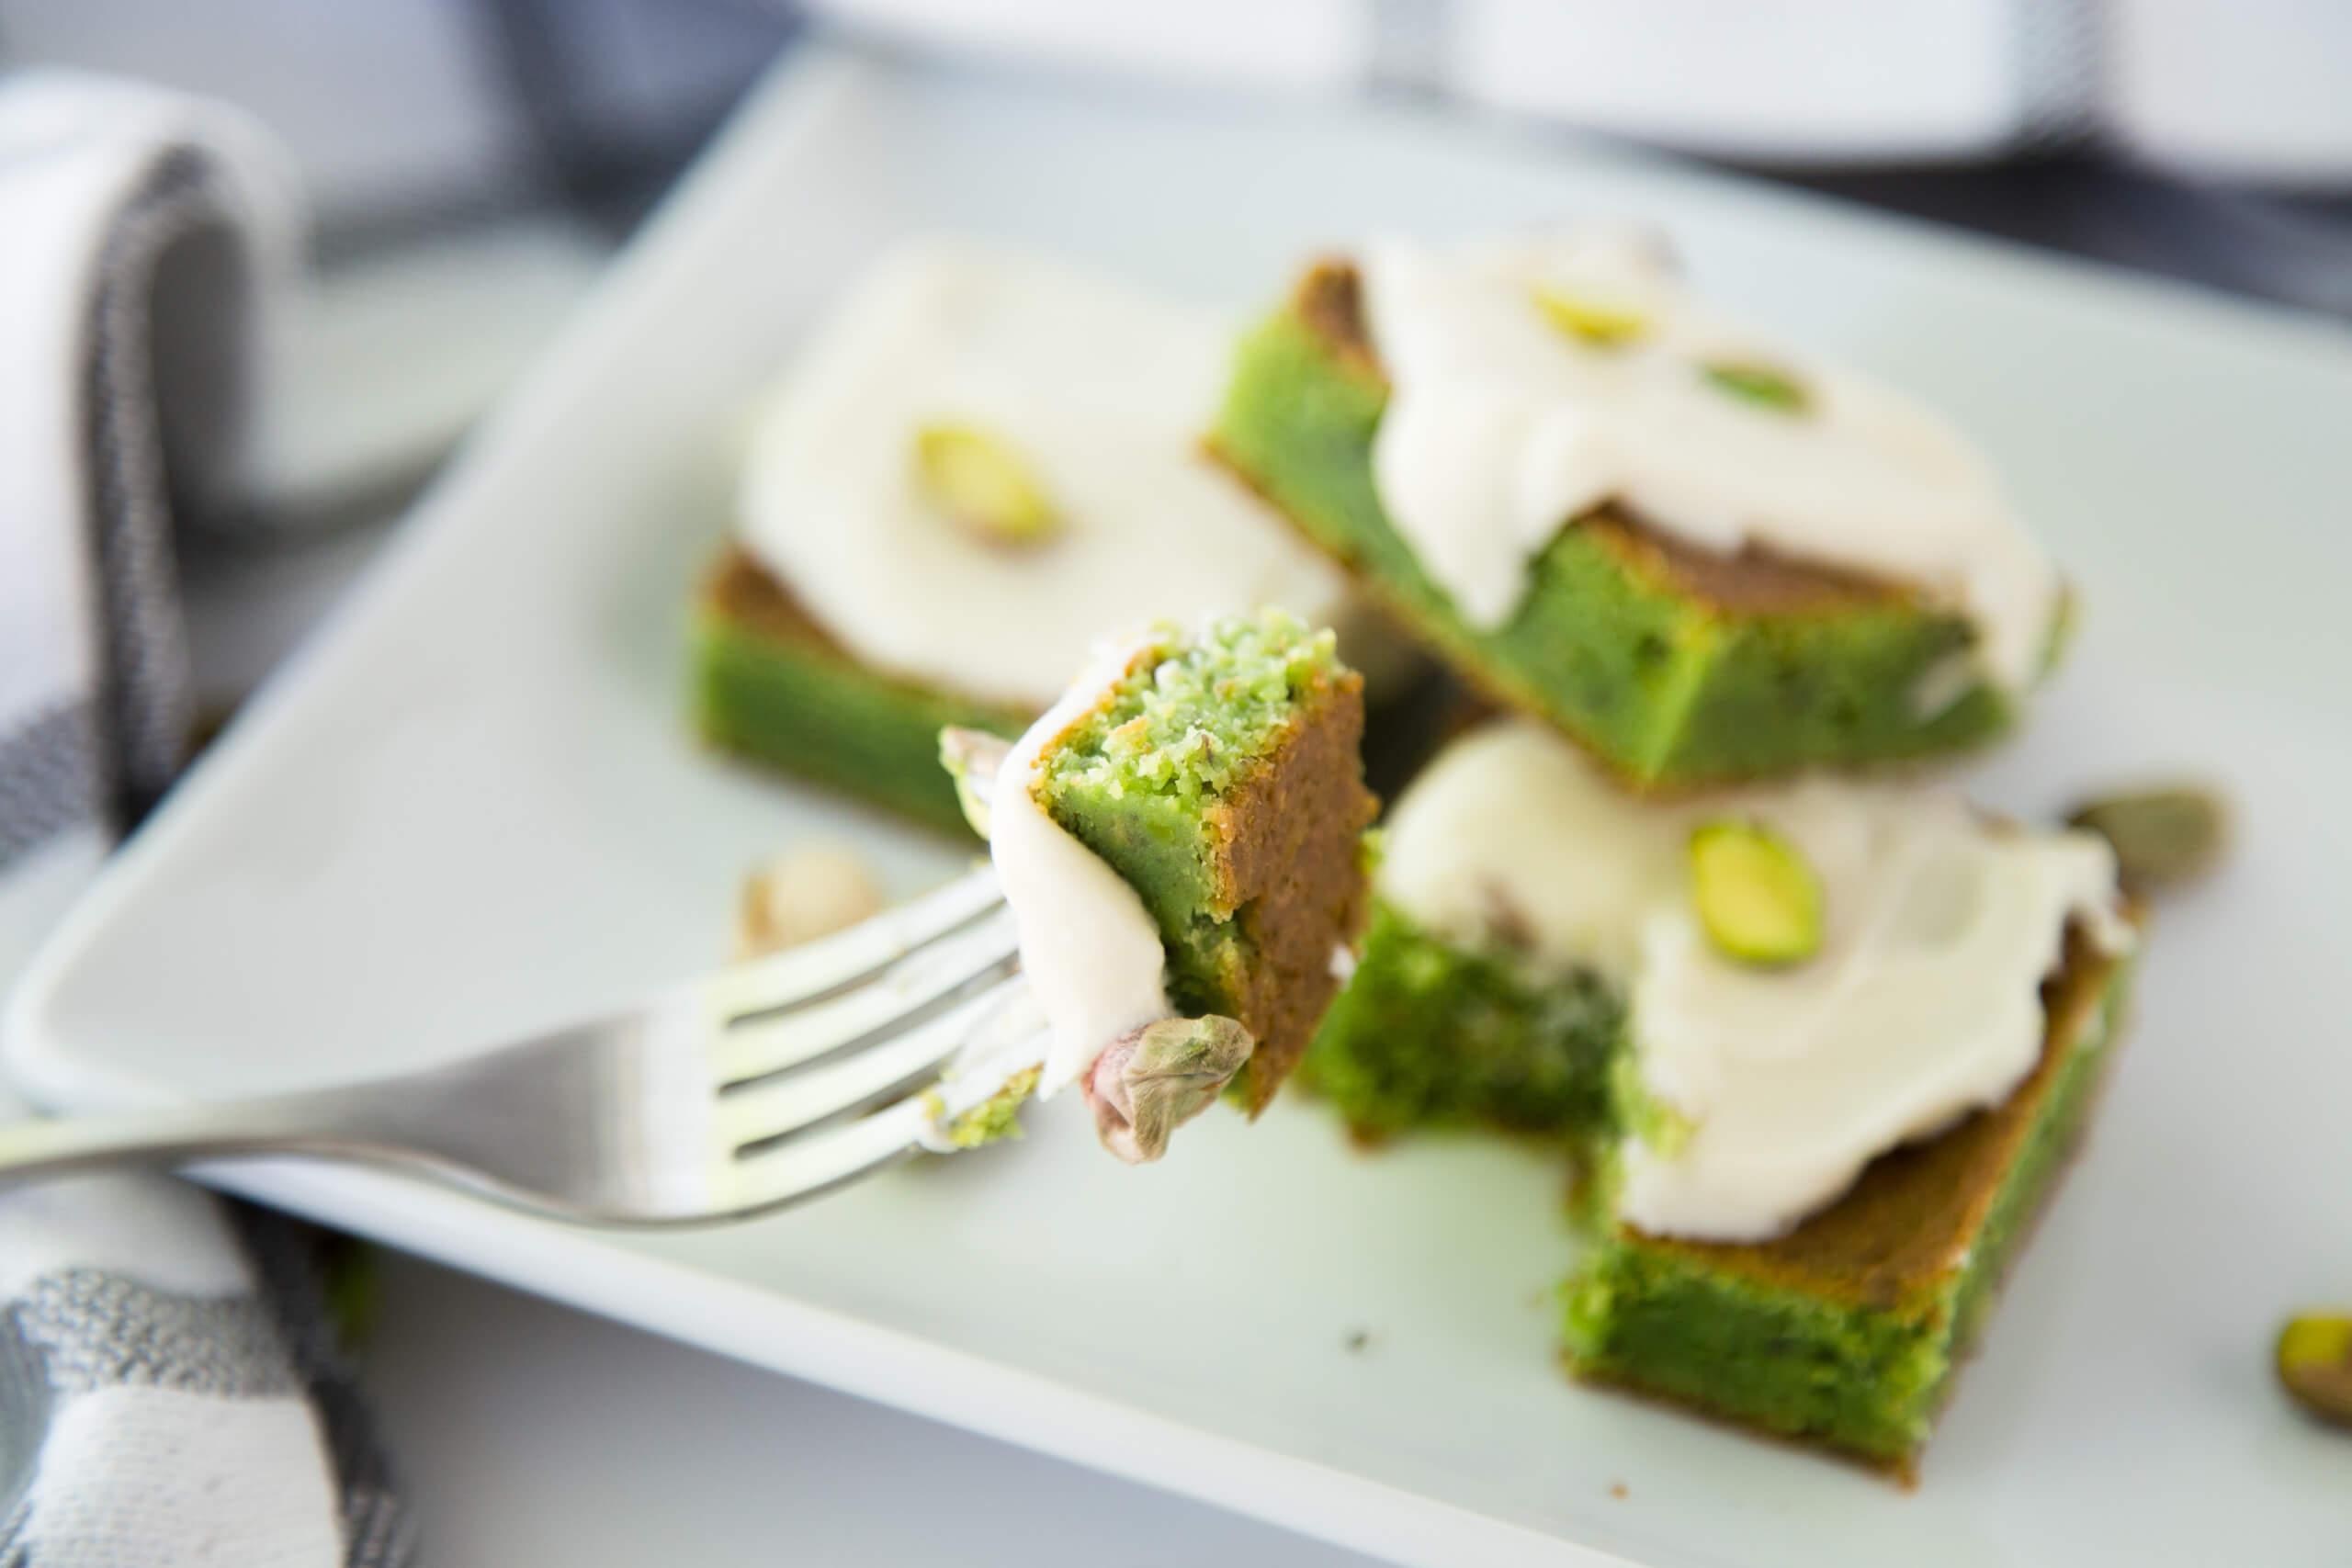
[2,6,2346,1562]
[6,0,2348,721]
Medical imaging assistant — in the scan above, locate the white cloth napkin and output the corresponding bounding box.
[0,72,408,1566]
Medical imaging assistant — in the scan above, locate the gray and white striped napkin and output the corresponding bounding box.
[0,73,410,1566]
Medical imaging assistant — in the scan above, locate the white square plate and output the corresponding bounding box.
[11,46,2349,1568]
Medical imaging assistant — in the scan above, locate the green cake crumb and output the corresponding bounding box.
[1042,612,1342,807]
[934,1065,1041,1149]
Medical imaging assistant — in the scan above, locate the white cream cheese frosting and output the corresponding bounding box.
[1380,720,2130,1241]
[1359,230,2061,690]
[984,639,1171,1099]
[738,238,1354,709]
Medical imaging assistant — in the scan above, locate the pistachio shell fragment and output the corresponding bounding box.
[2064,785,2228,896]
[1701,359,1810,415]
[1532,287,1650,349]
[1690,820,1824,966]
[736,841,885,959]
[913,422,1061,548]
[938,727,1013,840]
[1083,1015,1256,1164]
[2277,1313,2352,1428]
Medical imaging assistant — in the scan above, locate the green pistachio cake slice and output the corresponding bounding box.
[1563,933,2132,1473]
[693,237,1365,831]
[1303,717,2136,1469]
[1212,236,2071,787]
[935,610,1376,1160]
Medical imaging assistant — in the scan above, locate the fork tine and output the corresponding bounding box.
[710,906,1020,1088]
[718,974,1028,1152]
[722,1096,936,1215]
[702,863,1003,1023]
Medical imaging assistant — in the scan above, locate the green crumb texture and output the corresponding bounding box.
[941,1065,1041,1149]
[1211,288,2031,787]
[1042,611,1343,808]
[1034,608,1375,1112]
[1561,950,2132,1469]
[1300,900,1622,1143]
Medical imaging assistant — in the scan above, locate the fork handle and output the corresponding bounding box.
[0,1089,404,1185]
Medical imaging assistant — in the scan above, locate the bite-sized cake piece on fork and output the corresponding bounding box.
[933,609,1376,1161]
[1213,232,2073,788]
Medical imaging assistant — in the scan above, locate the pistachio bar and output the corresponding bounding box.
[938,610,1376,1158]
[1213,247,2065,788]
[1299,718,2133,1467]
[694,238,1363,832]
[695,547,1028,831]
[1562,937,2131,1472]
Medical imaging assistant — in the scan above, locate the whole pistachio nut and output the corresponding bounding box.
[913,422,1061,548]
[2278,1313,2352,1428]
[1083,1015,1256,1164]
[938,727,1013,840]
[2064,785,2228,896]
[1689,819,1825,966]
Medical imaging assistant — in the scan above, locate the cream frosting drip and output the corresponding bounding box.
[1379,721,2129,1240]
[1359,231,2060,690]
[738,238,1352,709]
[984,639,1171,1100]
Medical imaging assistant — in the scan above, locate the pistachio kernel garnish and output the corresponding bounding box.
[1689,820,1825,966]
[2276,1313,2352,1428]
[1532,287,1650,349]
[2064,785,2228,897]
[1701,359,1810,415]
[912,421,1061,548]
[938,727,1013,840]
[1083,1014,1256,1164]
[736,841,885,959]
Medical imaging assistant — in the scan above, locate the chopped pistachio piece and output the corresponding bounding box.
[2277,1313,2352,1428]
[1689,820,1824,966]
[938,727,1012,840]
[736,841,885,959]
[941,1065,1041,1149]
[1083,1015,1256,1164]
[2065,785,2228,896]
[1532,287,1649,349]
[1701,359,1810,415]
[913,422,1061,548]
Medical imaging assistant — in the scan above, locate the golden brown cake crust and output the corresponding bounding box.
[704,543,842,649]
[1286,260,1913,617]
[1619,929,2123,1309]
[1204,667,1378,1112]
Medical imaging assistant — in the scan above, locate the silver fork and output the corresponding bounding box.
[0,866,1042,1225]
